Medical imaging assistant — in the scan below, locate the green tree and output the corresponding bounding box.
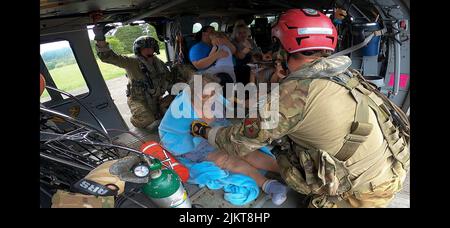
[105,37,126,54]
[98,24,166,55]
[114,25,144,54]
[46,61,57,70]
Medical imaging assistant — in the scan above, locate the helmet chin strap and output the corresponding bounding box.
[271,38,290,73]
[282,62,289,71]
[279,49,290,72]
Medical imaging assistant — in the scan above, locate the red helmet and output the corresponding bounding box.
[272,8,338,53]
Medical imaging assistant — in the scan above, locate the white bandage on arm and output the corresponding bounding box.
[207,126,224,147]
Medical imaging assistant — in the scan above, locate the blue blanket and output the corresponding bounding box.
[178,158,260,206]
[159,88,231,155]
[158,89,273,205]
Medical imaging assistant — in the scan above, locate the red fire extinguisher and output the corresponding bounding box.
[140,141,190,183]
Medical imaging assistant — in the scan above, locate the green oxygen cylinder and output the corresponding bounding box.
[141,159,191,208]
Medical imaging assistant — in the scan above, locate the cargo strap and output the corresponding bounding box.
[330,73,373,161]
[139,62,155,90]
[329,28,387,58]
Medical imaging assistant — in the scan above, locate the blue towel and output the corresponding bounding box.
[158,89,199,155]
[158,88,274,205]
[179,158,260,206]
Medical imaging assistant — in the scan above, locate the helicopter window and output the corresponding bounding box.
[40,40,89,101]
[192,23,203,33]
[210,22,219,31]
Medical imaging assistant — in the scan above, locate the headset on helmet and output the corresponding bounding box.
[272,8,338,54]
[133,36,160,56]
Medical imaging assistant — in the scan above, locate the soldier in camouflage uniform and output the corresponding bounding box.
[93,24,192,130]
[191,9,410,208]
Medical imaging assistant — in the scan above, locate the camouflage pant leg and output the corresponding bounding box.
[127,98,156,129]
[344,161,408,208]
[344,172,406,208]
[51,190,114,208]
[307,194,388,208]
[308,170,406,208]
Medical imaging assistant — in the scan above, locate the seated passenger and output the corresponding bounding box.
[231,21,262,63]
[159,74,288,205]
[231,21,262,85]
[202,31,237,82]
[189,26,236,77]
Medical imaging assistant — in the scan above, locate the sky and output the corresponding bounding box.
[40,40,70,54]
[40,22,144,54]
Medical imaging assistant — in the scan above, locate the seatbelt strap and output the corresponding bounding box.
[329,28,387,58]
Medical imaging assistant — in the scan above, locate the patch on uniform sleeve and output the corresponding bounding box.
[243,118,260,138]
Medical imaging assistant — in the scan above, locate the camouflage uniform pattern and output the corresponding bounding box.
[133,36,160,56]
[210,56,409,208]
[51,190,114,208]
[97,44,191,129]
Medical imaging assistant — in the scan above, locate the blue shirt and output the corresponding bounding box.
[189,42,212,69]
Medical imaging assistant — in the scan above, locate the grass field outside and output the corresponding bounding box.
[41,51,167,101]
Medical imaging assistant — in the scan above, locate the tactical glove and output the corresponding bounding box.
[191,120,210,138]
[93,24,115,41]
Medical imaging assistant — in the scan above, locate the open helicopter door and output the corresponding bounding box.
[40,29,128,137]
